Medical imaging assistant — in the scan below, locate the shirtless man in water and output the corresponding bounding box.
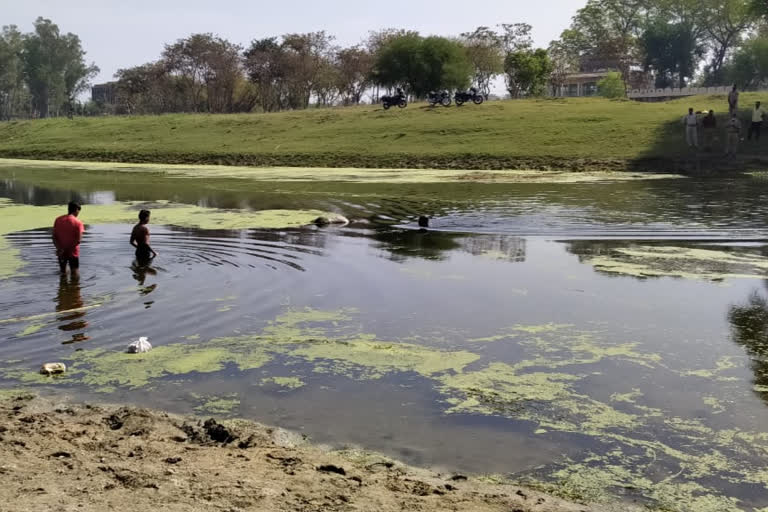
[130,209,157,263]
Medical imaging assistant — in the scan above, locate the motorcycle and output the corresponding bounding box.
[382,90,407,110]
[454,88,484,106]
[427,90,451,107]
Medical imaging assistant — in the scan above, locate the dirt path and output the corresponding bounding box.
[0,393,626,512]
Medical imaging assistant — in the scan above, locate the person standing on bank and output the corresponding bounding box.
[52,201,85,275]
[683,108,699,149]
[748,101,766,141]
[728,85,739,115]
[702,110,717,150]
[725,113,742,158]
[130,209,158,264]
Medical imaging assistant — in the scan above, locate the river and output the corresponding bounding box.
[1,164,768,511]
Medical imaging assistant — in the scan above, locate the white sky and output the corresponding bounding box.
[3,0,582,87]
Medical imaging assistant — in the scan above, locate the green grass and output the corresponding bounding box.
[0,94,764,171]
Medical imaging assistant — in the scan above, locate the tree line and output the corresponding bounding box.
[0,17,98,120]
[0,17,558,118]
[107,24,554,115]
[550,0,768,91]
[5,3,768,120]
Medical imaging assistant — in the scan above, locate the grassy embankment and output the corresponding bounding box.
[1,93,767,172]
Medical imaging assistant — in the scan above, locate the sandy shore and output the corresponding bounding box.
[0,392,626,512]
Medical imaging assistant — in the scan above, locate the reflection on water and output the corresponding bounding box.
[131,261,158,299]
[6,167,768,237]
[729,285,768,401]
[56,273,90,343]
[4,169,768,509]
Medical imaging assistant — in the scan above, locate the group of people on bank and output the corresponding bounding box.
[683,85,766,157]
[53,202,157,274]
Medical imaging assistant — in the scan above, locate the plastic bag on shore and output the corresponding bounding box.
[126,337,152,354]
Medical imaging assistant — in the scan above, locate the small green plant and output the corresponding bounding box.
[598,72,626,99]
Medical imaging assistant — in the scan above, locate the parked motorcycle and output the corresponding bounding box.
[427,90,451,107]
[454,87,484,106]
[382,89,407,110]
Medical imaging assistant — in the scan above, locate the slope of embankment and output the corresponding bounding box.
[1,94,764,172]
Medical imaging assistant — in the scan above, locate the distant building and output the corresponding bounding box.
[91,82,117,104]
[550,69,653,98]
[552,72,608,97]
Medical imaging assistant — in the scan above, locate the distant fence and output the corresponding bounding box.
[627,86,730,100]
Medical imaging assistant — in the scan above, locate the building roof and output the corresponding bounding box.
[563,72,611,80]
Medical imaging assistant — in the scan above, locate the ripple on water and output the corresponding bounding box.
[0,224,328,362]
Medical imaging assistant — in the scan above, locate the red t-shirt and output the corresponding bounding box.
[53,214,85,258]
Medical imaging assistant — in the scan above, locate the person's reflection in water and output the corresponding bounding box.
[131,260,158,296]
[57,273,90,344]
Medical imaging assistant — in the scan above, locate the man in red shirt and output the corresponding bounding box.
[52,202,85,274]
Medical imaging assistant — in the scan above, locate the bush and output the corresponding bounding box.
[598,72,625,99]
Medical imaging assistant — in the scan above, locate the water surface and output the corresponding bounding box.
[2,166,768,511]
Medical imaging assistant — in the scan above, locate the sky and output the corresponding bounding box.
[4,0,582,87]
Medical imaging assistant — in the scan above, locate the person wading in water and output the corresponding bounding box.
[130,209,158,264]
[52,201,85,275]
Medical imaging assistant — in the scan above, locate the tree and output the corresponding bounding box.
[601,0,649,38]
[724,35,768,88]
[114,62,182,114]
[504,48,553,98]
[641,18,705,88]
[646,0,709,87]
[371,32,423,93]
[22,17,98,118]
[162,33,243,113]
[752,0,768,17]
[548,39,578,95]
[371,34,472,97]
[554,0,645,81]
[417,36,472,97]
[312,57,341,106]
[336,46,373,105]
[702,0,757,84]
[0,25,26,120]
[279,31,336,109]
[498,23,533,53]
[598,71,626,97]
[243,37,286,112]
[460,26,504,98]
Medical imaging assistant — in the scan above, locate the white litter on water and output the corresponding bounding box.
[40,362,66,375]
[126,337,152,354]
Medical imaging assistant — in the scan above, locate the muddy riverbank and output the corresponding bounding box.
[0,392,623,512]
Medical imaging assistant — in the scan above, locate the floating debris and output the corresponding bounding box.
[126,337,152,354]
[40,363,66,376]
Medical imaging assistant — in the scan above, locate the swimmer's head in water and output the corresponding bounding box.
[139,209,151,224]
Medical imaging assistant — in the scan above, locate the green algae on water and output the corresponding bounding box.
[193,394,240,415]
[3,306,768,510]
[293,338,480,380]
[66,338,274,391]
[0,387,35,401]
[581,244,768,281]
[261,376,306,390]
[0,158,684,184]
[70,345,237,390]
[15,323,46,337]
[468,323,573,342]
